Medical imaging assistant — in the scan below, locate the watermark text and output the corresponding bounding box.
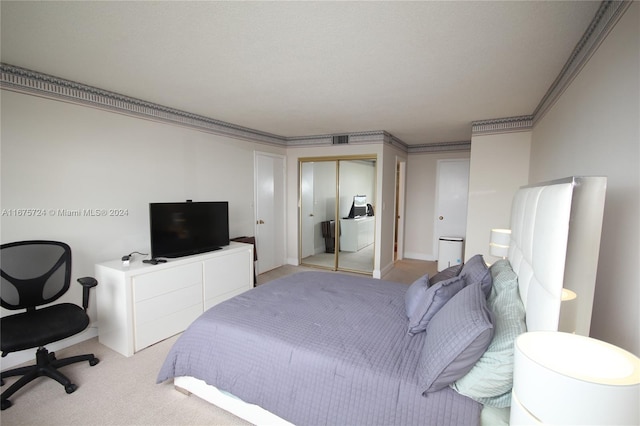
[2,208,129,217]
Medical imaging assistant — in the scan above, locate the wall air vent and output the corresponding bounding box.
[332,135,349,145]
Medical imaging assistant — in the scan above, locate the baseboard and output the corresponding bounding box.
[403,252,436,261]
[0,327,99,370]
[378,261,394,279]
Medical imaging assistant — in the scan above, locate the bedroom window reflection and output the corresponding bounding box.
[299,157,376,274]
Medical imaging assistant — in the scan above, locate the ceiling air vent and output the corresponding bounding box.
[332,135,349,145]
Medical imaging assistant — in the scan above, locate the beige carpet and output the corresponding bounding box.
[1,260,434,426]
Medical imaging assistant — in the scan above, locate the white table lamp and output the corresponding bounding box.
[558,288,578,333]
[511,331,640,425]
[489,228,511,258]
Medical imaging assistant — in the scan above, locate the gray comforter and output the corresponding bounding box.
[157,271,480,425]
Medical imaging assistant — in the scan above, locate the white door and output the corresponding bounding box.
[255,152,285,274]
[394,159,406,261]
[434,159,470,256]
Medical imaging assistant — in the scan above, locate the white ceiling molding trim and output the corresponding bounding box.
[471,116,534,136]
[1,62,419,152]
[472,0,629,136]
[285,134,334,147]
[286,131,415,152]
[533,0,630,123]
[0,1,624,153]
[408,141,472,154]
[0,63,287,147]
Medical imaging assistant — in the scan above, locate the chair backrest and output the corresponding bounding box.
[1,240,72,311]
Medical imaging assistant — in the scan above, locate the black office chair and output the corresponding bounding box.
[0,240,99,410]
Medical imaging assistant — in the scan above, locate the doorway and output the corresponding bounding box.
[394,158,406,262]
[299,156,376,274]
[254,152,286,274]
[433,159,470,258]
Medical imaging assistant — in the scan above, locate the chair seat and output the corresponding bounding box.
[1,303,90,354]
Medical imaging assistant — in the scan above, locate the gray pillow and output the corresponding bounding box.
[407,275,466,335]
[418,283,494,393]
[404,274,429,318]
[452,260,526,407]
[428,264,463,287]
[459,254,492,298]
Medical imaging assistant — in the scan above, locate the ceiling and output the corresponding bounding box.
[1,1,601,146]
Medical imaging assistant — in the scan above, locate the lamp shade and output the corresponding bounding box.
[558,288,578,333]
[489,228,511,258]
[511,332,640,425]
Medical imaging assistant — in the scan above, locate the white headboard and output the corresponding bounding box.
[508,176,606,334]
[508,181,573,332]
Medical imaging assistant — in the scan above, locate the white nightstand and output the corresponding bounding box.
[510,331,640,425]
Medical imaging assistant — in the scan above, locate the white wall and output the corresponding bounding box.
[465,131,531,262]
[404,150,471,260]
[0,91,285,366]
[528,3,639,355]
[380,144,408,275]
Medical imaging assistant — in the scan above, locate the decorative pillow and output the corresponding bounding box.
[428,264,463,287]
[489,259,511,278]
[407,275,466,335]
[459,254,492,298]
[452,260,526,407]
[404,274,429,318]
[418,283,494,393]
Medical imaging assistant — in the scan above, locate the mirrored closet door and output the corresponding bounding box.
[299,156,376,274]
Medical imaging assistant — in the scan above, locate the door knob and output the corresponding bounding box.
[439,216,444,220]
[256,219,265,224]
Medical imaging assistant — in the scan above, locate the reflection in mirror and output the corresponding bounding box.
[300,161,337,270]
[338,160,375,273]
[299,157,376,274]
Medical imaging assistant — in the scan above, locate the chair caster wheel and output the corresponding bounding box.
[1,399,11,410]
[89,357,100,366]
[65,384,78,394]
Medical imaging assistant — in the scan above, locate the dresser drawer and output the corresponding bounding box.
[134,302,202,352]
[132,262,203,351]
[133,262,202,302]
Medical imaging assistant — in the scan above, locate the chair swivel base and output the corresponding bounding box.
[1,346,99,410]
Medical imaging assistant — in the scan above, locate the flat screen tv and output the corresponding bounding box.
[149,201,229,259]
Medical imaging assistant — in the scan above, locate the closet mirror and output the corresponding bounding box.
[299,156,376,274]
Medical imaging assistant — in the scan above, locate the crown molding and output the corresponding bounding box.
[1,1,629,153]
[408,141,471,154]
[472,1,630,137]
[284,134,334,147]
[0,63,288,147]
[0,63,414,152]
[274,130,414,152]
[471,115,534,136]
[533,0,630,123]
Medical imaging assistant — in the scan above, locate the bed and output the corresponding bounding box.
[157,178,594,425]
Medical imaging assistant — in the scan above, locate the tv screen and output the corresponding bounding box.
[149,201,229,259]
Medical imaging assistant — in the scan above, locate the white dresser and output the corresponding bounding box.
[95,242,253,357]
[339,216,374,252]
